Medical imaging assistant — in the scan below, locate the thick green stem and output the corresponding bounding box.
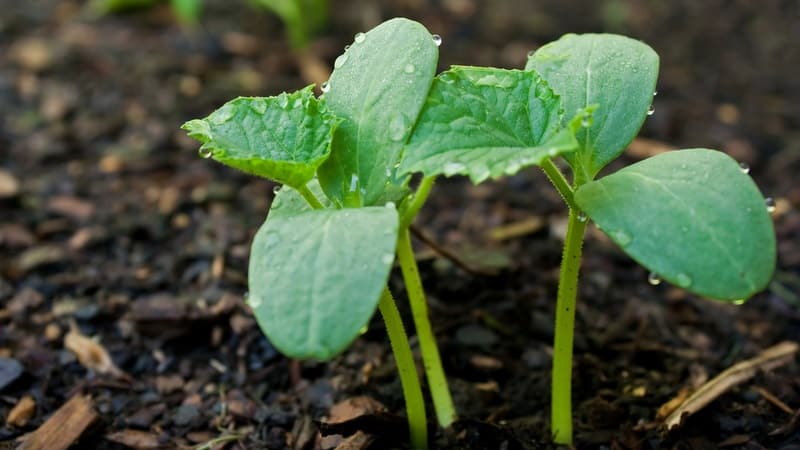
[551,208,588,444]
[400,176,436,229]
[378,288,428,450]
[296,183,324,209]
[396,229,456,427]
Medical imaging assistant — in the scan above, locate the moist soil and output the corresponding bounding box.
[1,1,799,449]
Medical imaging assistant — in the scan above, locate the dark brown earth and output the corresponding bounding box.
[1,1,799,449]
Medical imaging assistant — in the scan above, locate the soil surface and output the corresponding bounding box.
[1,1,799,449]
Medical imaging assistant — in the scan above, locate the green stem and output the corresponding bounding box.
[396,229,456,427]
[378,288,429,450]
[294,182,428,447]
[540,158,576,211]
[296,183,324,209]
[551,208,588,445]
[400,176,436,229]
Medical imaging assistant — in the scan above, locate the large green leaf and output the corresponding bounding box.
[248,205,399,359]
[526,34,659,181]
[182,86,339,189]
[575,149,776,300]
[399,66,583,183]
[317,18,438,207]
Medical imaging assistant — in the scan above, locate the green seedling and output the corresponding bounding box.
[249,0,327,49]
[402,32,776,444]
[183,18,459,449]
[90,0,202,24]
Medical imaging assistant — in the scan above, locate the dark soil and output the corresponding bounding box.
[1,1,799,449]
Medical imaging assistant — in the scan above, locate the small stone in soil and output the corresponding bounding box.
[172,404,200,427]
[0,357,24,391]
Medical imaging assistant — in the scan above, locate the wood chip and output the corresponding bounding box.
[64,321,128,380]
[487,216,545,241]
[6,395,36,427]
[17,394,98,450]
[662,341,799,430]
[105,429,161,449]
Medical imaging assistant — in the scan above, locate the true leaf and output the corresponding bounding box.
[526,33,659,181]
[575,149,776,300]
[182,86,339,189]
[317,18,438,207]
[248,206,399,359]
[399,66,583,183]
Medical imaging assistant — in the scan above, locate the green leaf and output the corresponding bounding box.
[169,0,201,24]
[526,33,659,181]
[575,149,776,301]
[318,18,438,207]
[399,66,583,183]
[269,179,331,217]
[248,205,399,359]
[182,86,339,189]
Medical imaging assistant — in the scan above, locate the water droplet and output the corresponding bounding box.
[404,63,415,74]
[354,32,366,44]
[581,116,591,127]
[248,293,262,309]
[765,197,776,213]
[272,185,281,194]
[527,50,535,58]
[321,80,331,93]
[653,90,658,96]
[211,103,235,124]
[647,272,661,285]
[610,230,632,247]
[732,298,746,305]
[344,45,350,51]
[278,94,289,109]
[439,72,455,84]
[198,147,213,159]
[431,34,442,46]
[504,161,521,175]
[334,53,348,69]
[739,162,750,174]
[385,201,395,209]
[547,147,558,157]
[382,254,394,265]
[675,273,692,288]
[388,115,406,142]
[577,211,588,222]
[647,104,655,116]
[250,98,267,114]
[385,168,392,177]
[443,162,465,176]
[349,174,359,192]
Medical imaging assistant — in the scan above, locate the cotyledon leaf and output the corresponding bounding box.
[317,18,438,207]
[526,33,659,181]
[182,86,339,189]
[248,205,399,359]
[575,149,776,301]
[399,66,584,183]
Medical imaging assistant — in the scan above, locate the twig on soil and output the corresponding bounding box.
[409,224,495,276]
[662,341,799,431]
[753,386,794,415]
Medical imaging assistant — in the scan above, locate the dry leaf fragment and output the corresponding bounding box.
[64,321,128,380]
[6,395,36,427]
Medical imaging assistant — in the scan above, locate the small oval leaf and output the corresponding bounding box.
[575,149,776,300]
[182,86,339,189]
[248,206,399,359]
[527,33,659,180]
[400,66,581,183]
[317,18,438,207]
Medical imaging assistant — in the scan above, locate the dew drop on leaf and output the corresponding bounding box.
[388,115,406,142]
[404,63,416,74]
[198,147,213,159]
[738,162,750,174]
[321,81,331,93]
[765,197,776,213]
[610,230,632,247]
[385,201,395,209]
[382,254,394,265]
[344,45,350,51]
[732,298,746,305]
[647,104,655,116]
[334,53,348,69]
[675,272,692,288]
[272,185,281,194]
[349,174,359,192]
[248,293,262,309]
[354,32,366,44]
[431,34,442,46]
[527,50,535,58]
[647,272,661,285]
[653,90,658,96]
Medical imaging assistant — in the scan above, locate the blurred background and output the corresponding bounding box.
[1,1,799,448]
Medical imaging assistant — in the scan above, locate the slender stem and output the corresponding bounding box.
[396,228,456,427]
[296,183,324,209]
[551,208,588,445]
[294,182,428,447]
[378,288,428,450]
[400,176,436,229]
[540,158,577,211]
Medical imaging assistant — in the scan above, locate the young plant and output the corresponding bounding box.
[401,33,776,445]
[249,0,327,50]
[183,18,453,449]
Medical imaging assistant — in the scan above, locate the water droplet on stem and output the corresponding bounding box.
[431,34,442,46]
[354,32,366,44]
[739,162,750,174]
[647,104,655,116]
[199,148,213,159]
